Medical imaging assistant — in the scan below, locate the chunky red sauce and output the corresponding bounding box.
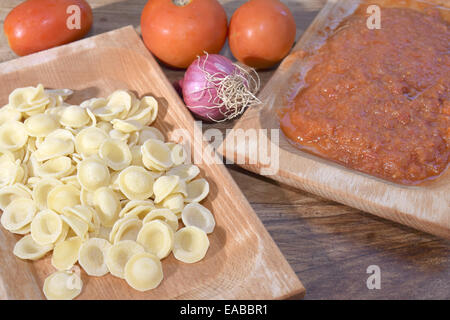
[280,5,450,185]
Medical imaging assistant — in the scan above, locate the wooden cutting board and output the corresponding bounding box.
[221,0,450,239]
[0,26,304,300]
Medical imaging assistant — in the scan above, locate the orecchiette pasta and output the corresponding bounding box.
[32,178,63,210]
[52,236,83,271]
[141,139,172,171]
[0,121,28,151]
[167,164,200,182]
[118,166,154,200]
[47,184,80,214]
[106,240,145,279]
[24,114,59,137]
[153,175,180,203]
[0,85,215,299]
[181,203,215,234]
[93,187,120,227]
[137,220,174,259]
[173,226,210,264]
[13,234,53,260]
[142,208,178,232]
[184,178,210,203]
[77,158,110,191]
[43,270,82,300]
[1,198,37,232]
[75,127,109,157]
[124,252,163,292]
[31,209,63,245]
[78,238,111,277]
[99,139,132,171]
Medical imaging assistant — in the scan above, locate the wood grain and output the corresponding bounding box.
[0,26,304,300]
[0,0,449,300]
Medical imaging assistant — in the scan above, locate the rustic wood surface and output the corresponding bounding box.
[0,0,449,300]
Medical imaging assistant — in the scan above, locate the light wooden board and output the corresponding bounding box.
[0,26,304,300]
[221,0,450,239]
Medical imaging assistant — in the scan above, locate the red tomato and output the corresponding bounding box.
[228,0,296,69]
[141,0,228,69]
[4,0,93,56]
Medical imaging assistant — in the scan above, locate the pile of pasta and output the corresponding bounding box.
[0,84,216,300]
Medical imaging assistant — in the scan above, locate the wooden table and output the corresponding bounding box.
[1,0,449,300]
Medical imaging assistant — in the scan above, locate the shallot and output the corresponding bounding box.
[179,53,260,122]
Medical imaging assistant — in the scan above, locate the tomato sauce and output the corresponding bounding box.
[280,4,449,185]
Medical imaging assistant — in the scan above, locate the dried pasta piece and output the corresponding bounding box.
[153,175,180,203]
[55,221,69,243]
[60,175,81,189]
[173,226,209,263]
[34,137,74,161]
[93,106,121,122]
[181,203,215,234]
[124,252,163,291]
[118,200,155,218]
[52,236,83,271]
[93,187,120,227]
[63,205,94,225]
[77,158,110,191]
[123,205,154,220]
[138,127,164,144]
[1,198,37,231]
[142,208,178,232]
[0,105,22,126]
[74,127,108,157]
[24,114,59,137]
[161,193,185,215]
[141,139,172,170]
[137,220,174,259]
[131,96,158,125]
[78,238,112,276]
[31,209,63,245]
[109,216,134,242]
[8,84,49,113]
[99,139,131,171]
[43,270,82,300]
[111,119,143,133]
[118,166,154,200]
[173,180,187,197]
[109,129,129,141]
[32,178,63,210]
[0,184,32,210]
[12,223,31,235]
[59,105,90,128]
[96,120,113,133]
[34,156,75,179]
[46,128,75,142]
[60,214,89,240]
[80,97,106,110]
[47,184,80,214]
[13,234,53,260]
[0,121,28,151]
[106,240,145,279]
[170,144,187,166]
[107,90,132,116]
[113,218,142,244]
[167,164,200,182]
[0,156,23,187]
[130,145,144,167]
[185,179,209,203]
